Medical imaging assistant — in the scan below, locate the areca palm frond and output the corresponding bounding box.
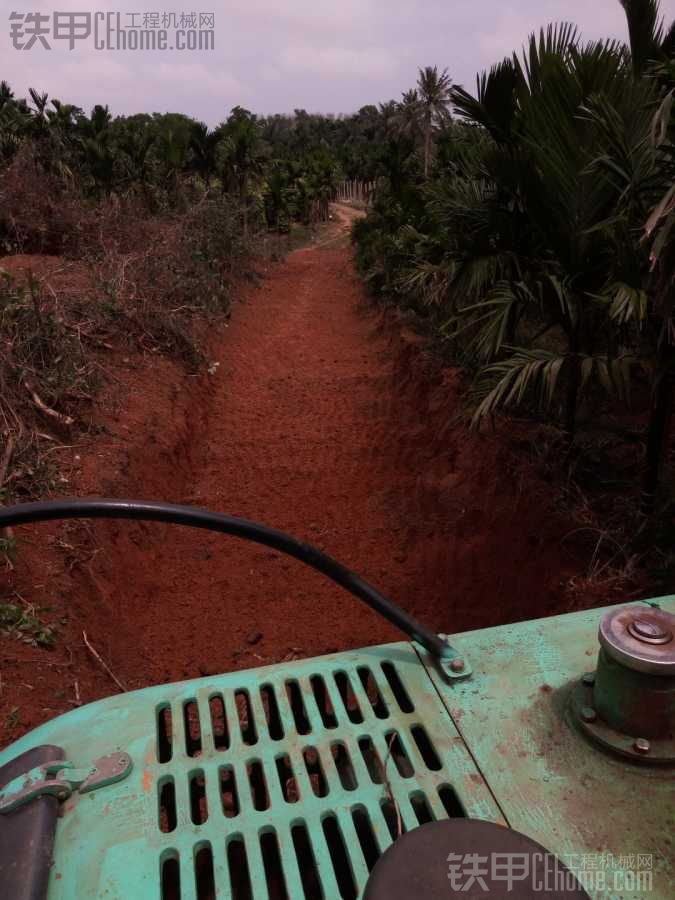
[604,282,649,325]
[451,59,520,144]
[471,348,636,425]
[515,22,579,93]
[620,0,673,74]
[471,348,567,424]
[446,280,533,361]
[395,258,454,306]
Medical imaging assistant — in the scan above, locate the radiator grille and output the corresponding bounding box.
[151,650,500,899]
[9,642,502,899]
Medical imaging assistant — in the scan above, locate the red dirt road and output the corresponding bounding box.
[2,208,596,743]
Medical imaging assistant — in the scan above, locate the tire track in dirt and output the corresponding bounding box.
[83,209,582,688]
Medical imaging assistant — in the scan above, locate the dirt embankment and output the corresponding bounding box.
[0,213,631,746]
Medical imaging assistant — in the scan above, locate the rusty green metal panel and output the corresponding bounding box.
[420,596,675,899]
[0,642,501,899]
[1,598,673,898]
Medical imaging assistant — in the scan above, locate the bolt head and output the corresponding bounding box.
[57,791,68,801]
[450,658,465,673]
[634,738,651,755]
[582,672,595,687]
[581,706,597,723]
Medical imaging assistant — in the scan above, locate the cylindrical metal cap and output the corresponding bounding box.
[599,606,675,675]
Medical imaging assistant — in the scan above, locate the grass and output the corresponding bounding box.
[0,599,57,647]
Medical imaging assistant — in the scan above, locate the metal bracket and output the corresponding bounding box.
[415,635,472,682]
[0,751,133,814]
[438,635,473,681]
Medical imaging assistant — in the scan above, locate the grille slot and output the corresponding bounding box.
[247,759,270,811]
[194,844,215,900]
[275,753,298,803]
[260,684,284,740]
[352,807,380,871]
[208,694,229,750]
[311,675,338,728]
[285,680,311,734]
[381,662,414,712]
[146,645,500,899]
[227,836,253,900]
[160,851,181,900]
[157,705,173,763]
[303,747,327,797]
[357,667,389,718]
[385,730,414,778]
[189,771,208,825]
[158,778,177,833]
[260,831,288,900]
[291,823,323,899]
[219,766,239,818]
[411,724,442,771]
[183,701,202,757]
[438,783,466,817]
[334,671,363,723]
[331,741,358,791]
[322,814,358,900]
[358,736,384,784]
[411,791,435,824]
[235,690,257,745]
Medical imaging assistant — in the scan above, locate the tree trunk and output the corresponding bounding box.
[240,172,248,238]
[564,344,580,449]
[642,346,675,514]
[564,365,580,446]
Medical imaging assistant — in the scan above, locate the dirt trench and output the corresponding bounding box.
[2,207,596,743]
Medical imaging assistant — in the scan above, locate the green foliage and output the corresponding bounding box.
[0,601,56,647]
[352,0,675,507]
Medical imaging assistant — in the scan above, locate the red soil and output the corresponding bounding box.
[0,209,629,747]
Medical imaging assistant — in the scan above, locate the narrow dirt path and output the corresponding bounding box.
[2,206,585,740]
[88,205,579,688]
[106,208,418,684]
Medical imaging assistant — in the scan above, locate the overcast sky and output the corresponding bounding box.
[2,1,675,125]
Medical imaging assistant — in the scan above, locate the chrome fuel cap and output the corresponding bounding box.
[599,605,675,676]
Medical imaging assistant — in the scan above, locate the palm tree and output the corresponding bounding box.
[620,0,675,74]
[417,66,452,176]
[218,107,265,237]
[0,81,14,111]
[443,27,643,444]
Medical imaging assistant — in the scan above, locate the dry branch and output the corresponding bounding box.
[23,378,75,429]
[82,630,127,692]
[0,434,15,546]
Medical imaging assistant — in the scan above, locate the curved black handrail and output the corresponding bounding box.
[0,498,454,660]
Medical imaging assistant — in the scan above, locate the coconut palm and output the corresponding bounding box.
[417,66,452,177]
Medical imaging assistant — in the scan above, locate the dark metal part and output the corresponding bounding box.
[571,605,675,762]
[580,706,597,723]
[593,647,675,739]
[0,745,64,900]
[571,677,675,763]
[363,819,590,899]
